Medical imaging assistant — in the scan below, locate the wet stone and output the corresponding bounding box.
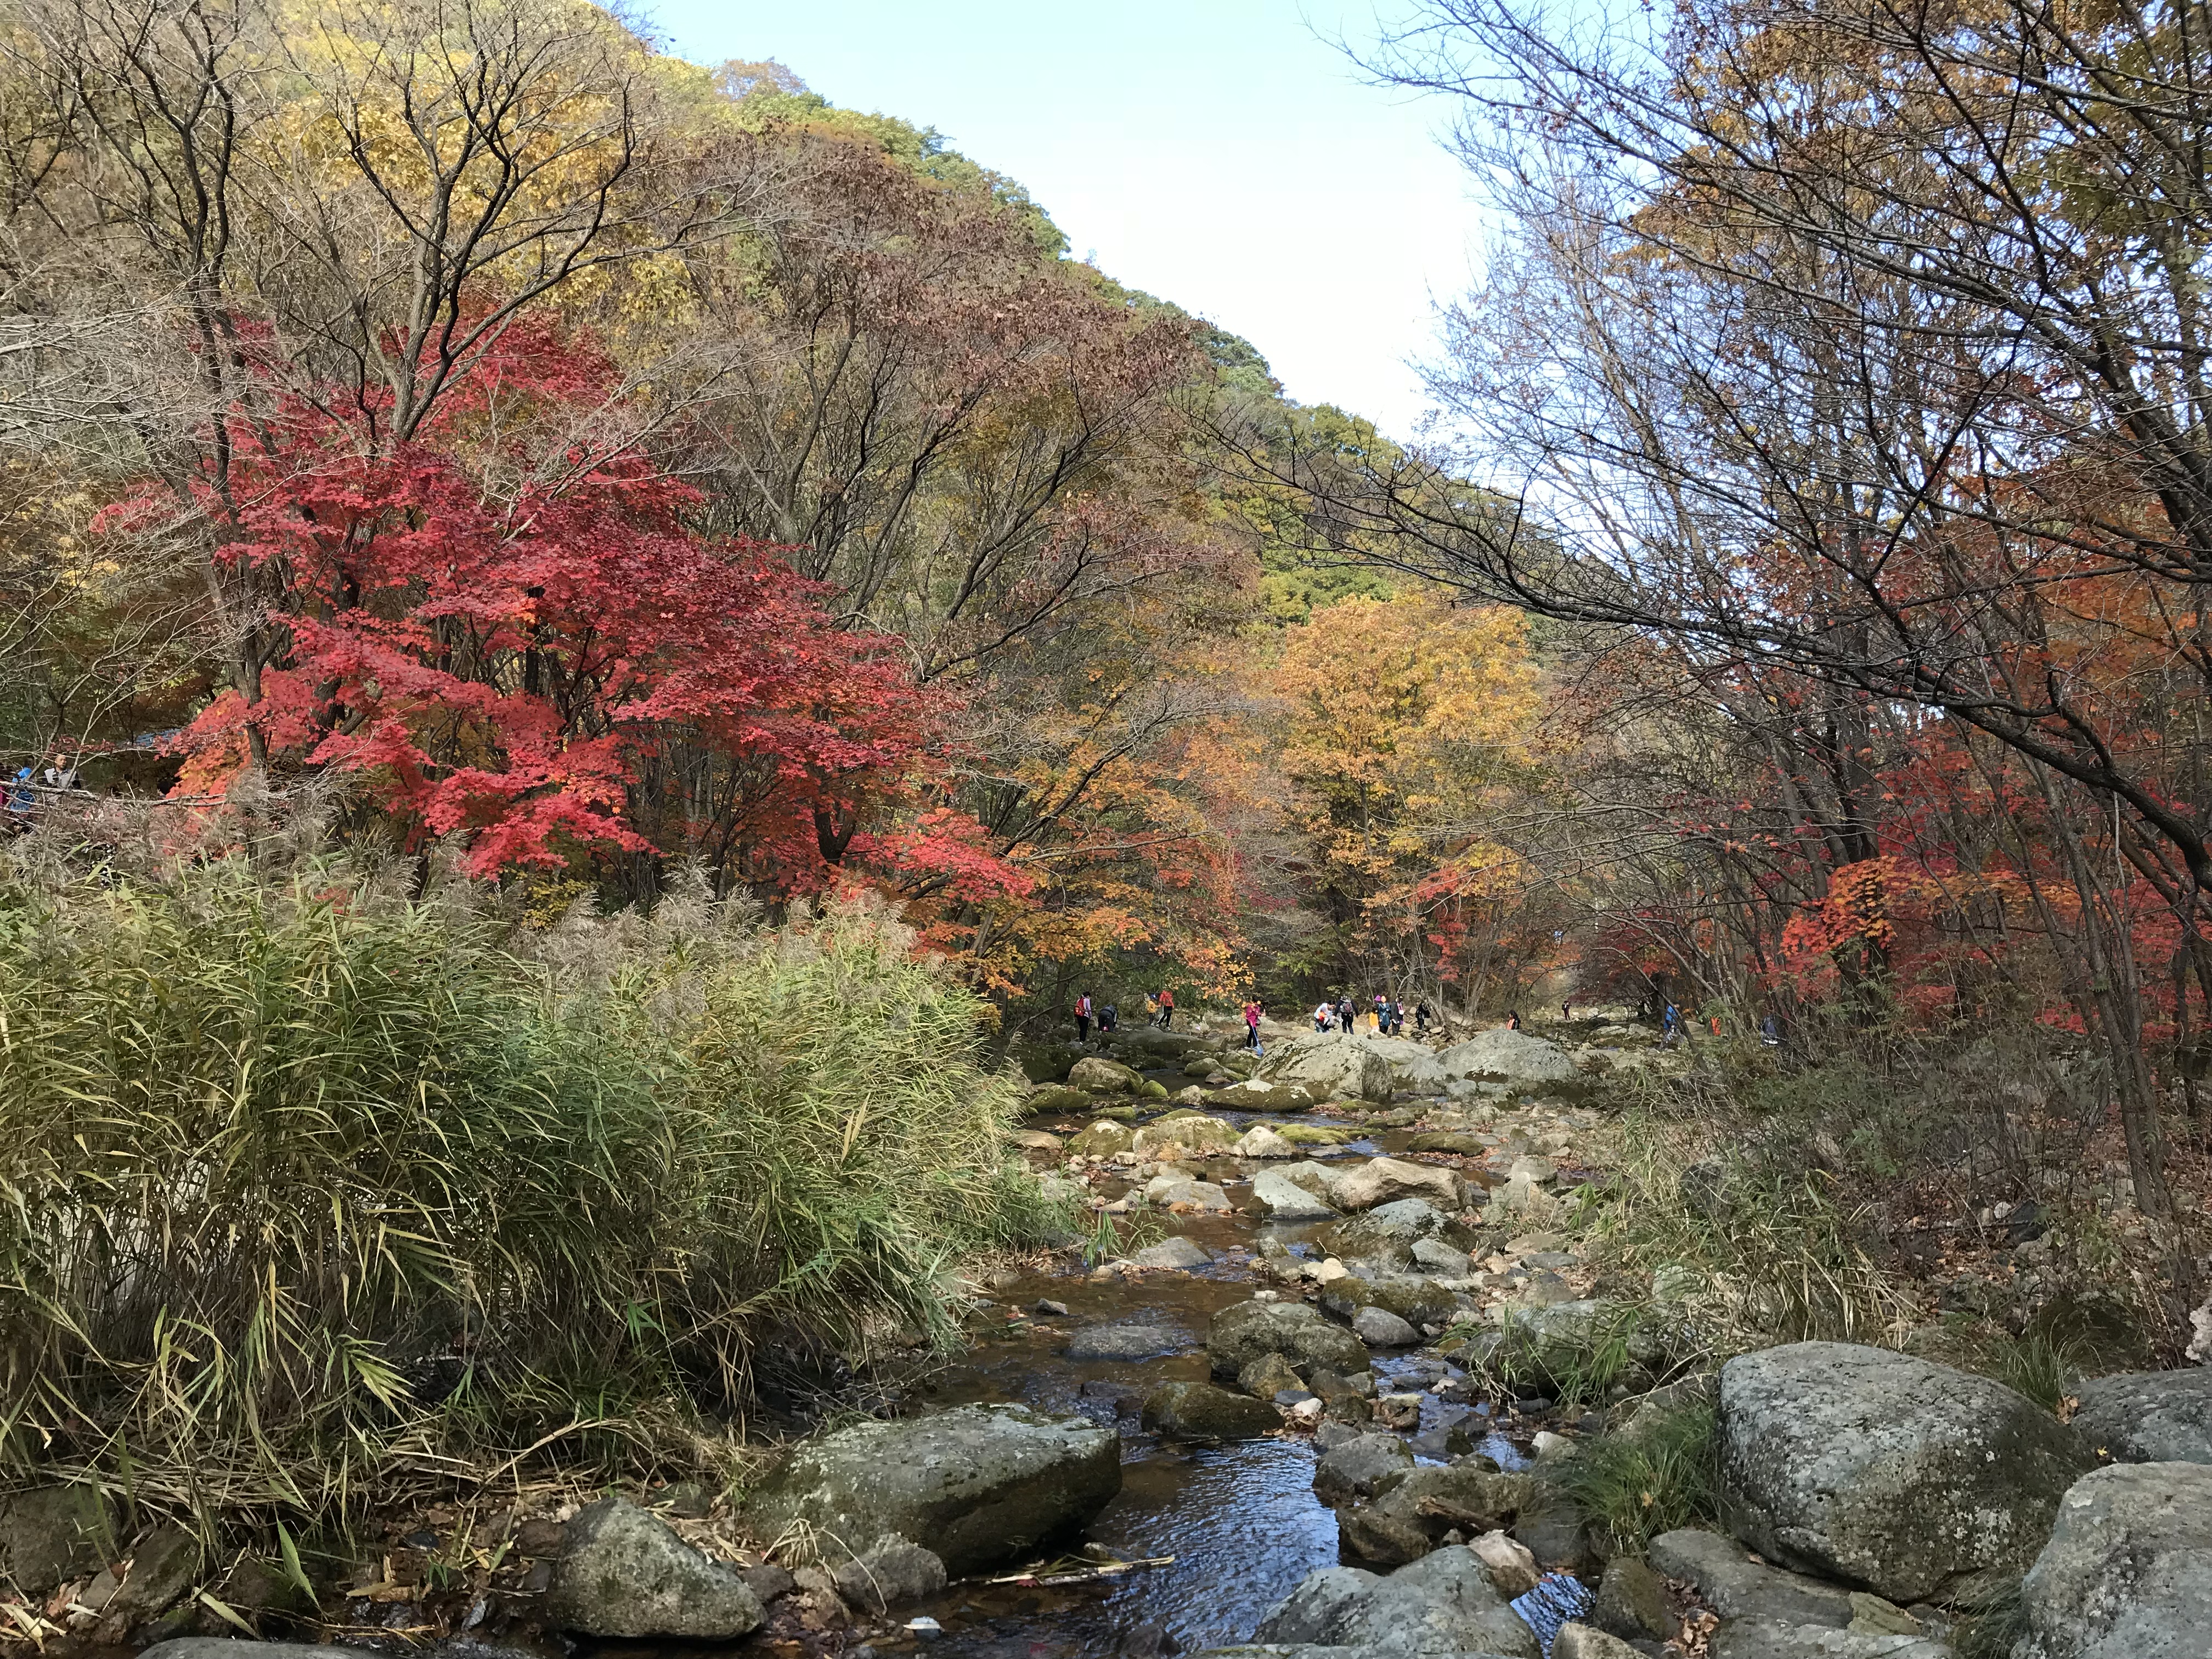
[1066,1324,1186,1361]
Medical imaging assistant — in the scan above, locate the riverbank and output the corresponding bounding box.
[9,1010,2208,1659]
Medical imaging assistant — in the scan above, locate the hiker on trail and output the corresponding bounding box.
[1100,1002,1118,1034]
[1562,998,1572,1020]
[1156,986,1175,1029]
[1662,1002,1681,1046]
[1761,1012,1782,1047]
[1506,1009,1522,1030]
[42,754,75,791]
[1144,991,1160,1024]
[1312,1001,1333,1032]
[1414,1000,1433,1036]
[1243,1000,1263,1048]
[1074,991,1092,1044]
[1386,998,1403,1036]
[1336,995,1355,1032]
[4,765,32,826]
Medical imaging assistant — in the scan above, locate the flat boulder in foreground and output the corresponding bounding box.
[545,1496,764,1638]
[742,1403,1120,1577]
[2015,1462,2212,1658]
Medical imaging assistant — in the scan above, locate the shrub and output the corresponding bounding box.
[0,861,1065,1511]
[1559,1397,1720,1556]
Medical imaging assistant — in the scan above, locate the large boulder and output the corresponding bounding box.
[545,1497,765,1638]
[1133,1114,1240,1156]
[1435,1030,1577,1082]
[1326,1158,1464,1214]
[741,1404,1121,1576]
[2015,1462,2212,1658]
[2071,1368,2212,1465]
[1209,1299,1371,1379]
[1707,1625,1951,1658]
[1718,1342,2096,1604]
[1318,1198,1454,1263]
[1336,1465,1533,1565]
[1067,1118,1136,1156]
[1265,1035,1394,1103]
[1252,1543,1543,1657]
[1497,1299,1662,1383]
[1141,1381,1283,1440]
[1069,1056,1147,1093]
[1252,1169,1340,1220]
[1205,1079,1327,1113]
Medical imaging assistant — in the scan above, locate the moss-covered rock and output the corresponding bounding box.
[1141,1381,1282,1440]
[1067,1119,1137,1157]
[1207,1298,1370,1379]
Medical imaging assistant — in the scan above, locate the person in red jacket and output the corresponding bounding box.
[1156,986,1175,1029]
[1074,991,1092,1044]
[1242,1000,1262,1049]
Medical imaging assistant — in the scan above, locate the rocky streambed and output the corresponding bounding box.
[11,1019,2211,1659]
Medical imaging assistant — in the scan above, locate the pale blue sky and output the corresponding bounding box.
[636,1,1481,440]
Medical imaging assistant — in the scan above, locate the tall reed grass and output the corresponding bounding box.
[0,860,1065,1515]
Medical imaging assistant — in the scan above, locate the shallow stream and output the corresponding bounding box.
[862,1087,1537,1659]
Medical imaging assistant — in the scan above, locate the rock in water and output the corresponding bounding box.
[1718,1341,2096,1604]
[1207,1299,1372,1379]
[831,1536,948,1613]
[1069,1056,1147,1093]
[1252,1168,1339,1219]
[742,1404,1121,1577]
[1318,1198,1453,1261]
[1311,1431,1415,1506]
[545,1497,765,1638]
[1337,1465,1533,1565]
[1133,1115,1240,1156]
[2014,1462,2212,1658]
[1236,1124,1299,1158]
[1352,1305,1420,1347]
[1127,1235,1213,1269]
[1592,1554,1673,1641]
[1066,1324,1185,1360]
[1326,1158,1464,1214]
[2070,1367,2212,1465]
[1067,1118,1136,1156]
[1252,1544,1543,1657]
[1141,1381,1282,1440]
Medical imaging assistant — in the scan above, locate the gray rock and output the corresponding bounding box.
[1238,1125,1300,1158]
[1254,1169,1341,1220]
[1240,1352,1309,1399]
[140,1647,379,1659]
[1327,1159,1464,1214]
[1066,1324,1186,1360]
[1498,1299,1662,1382]
[1146,1178,1234,1212]
[545,1496,765,1638]
[1321,1199,1454,1261]
[1312,1432,1417,1507]
[740,1562,795,1602]
[1718,1341,2094,1604]
[1196,1649,1522,1659]
[1142,1381,1283,1440]
[1265,1034,1396,1103]
[1648,1529,1854,1627]
[1068,1119,1137,1156]
[1708,1624,1950,1658]
[1412,1238,1474,1276]
[2070,1368,2212,1465]
[1209,1299,1372,1379]
[1133,1114,1240,1156]
[1069,1056,1147,1093]
[1354,1305,1421,1347]
[97,1525,202,1636]
[1553,1628,1644,1659]
[1338,1465,1533,1565]
[1320,1274,1458,1329]
[2015,1461,2212,1658]
[1254,1545,1542,1657]
[831,1536,947,1613]
[1127,1236,1213,1269]
[1593,1554,1673,1641]
[742,1403,1121,1576]
[1434,1030,1576,1082]
[0,1482,114,1593]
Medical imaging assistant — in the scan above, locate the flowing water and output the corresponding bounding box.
[857,1087,1537,1659]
